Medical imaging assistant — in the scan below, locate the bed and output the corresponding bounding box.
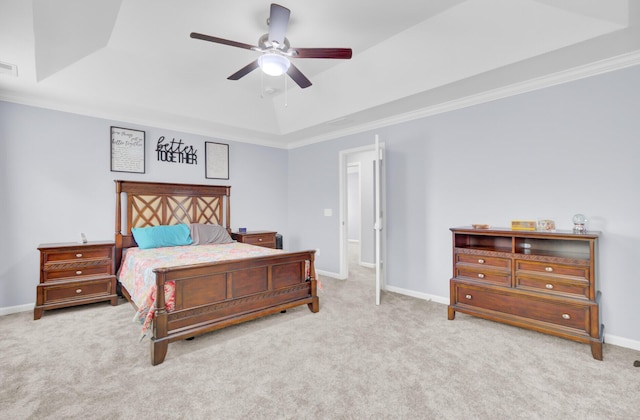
[114,180,319,365]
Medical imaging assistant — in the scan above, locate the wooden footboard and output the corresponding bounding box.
[149,250,318,365]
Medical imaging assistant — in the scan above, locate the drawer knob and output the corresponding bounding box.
[477,259,485,264]
[75,288,83,294]
[562,313,571,320]
[545,267,553,272]
[258,238,263,241]
[76,253,83,258]
[75,270,83,275]
[477,273,485,279]
[545,284,554,289]
[465,294,472,300]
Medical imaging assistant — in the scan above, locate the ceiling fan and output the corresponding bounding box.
[190,3,352,89]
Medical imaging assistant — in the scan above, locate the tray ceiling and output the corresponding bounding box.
[1,0,639,148]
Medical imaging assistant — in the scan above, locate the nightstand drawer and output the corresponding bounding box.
[43,263,112,282]
[232,231,277,249]
[44,248,112,263]
[243,234,275,247]
[38,277,116,305]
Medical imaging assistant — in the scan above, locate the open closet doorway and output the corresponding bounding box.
[347,162,365,267]
[339,140,386,303]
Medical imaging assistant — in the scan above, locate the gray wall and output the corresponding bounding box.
[288,64,640,347]
[0,102,289,310]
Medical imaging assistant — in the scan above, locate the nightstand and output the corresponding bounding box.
[231,231,277,248]
[34,241,118,320]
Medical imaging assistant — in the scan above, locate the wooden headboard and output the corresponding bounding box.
[114,180,231,270]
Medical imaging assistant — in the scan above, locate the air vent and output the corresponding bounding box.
[0,61,18,77]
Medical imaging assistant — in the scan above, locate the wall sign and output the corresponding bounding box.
[205,142,229,180]
[110,126,145,173]
[156,136,198,165]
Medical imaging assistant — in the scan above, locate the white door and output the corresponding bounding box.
[374,135,385,305]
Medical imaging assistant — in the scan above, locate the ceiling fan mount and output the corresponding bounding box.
[190,3,352,89]
[257,33,291,54]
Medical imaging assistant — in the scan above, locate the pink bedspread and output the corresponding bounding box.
[117,242,284,338]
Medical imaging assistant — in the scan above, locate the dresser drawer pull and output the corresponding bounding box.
[76,288,83,294]
[545,266,553,272]
[545,284,554,289]
[258,238,263,241]
[477,273,485,279]
[76,253,83,258]
[562,313,571,320]
[477,259,485,264]
[75,270,83,275]
[465,294,472,300]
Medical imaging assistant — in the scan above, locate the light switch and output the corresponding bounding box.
[324,208,333,217]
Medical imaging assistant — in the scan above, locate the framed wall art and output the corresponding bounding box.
[205,141,229,180]
[110,126,145,173]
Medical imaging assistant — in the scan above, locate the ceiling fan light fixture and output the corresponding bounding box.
[258,54,290,76]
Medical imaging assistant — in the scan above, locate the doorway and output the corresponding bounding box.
[346,162,364,269]
[339,143,385,299]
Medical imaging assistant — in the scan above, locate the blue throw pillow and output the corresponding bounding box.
[132,224,193,249]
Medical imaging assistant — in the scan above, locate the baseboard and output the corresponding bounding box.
[385,285,449,305]
[316,269,347,280]
[0,303,33,316]
[359,262,375,269]
[604,334,640,352]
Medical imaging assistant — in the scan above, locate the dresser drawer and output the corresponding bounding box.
[455,267,511,286]
[456,253,511,270]
[516,274,589,299]
[454,283,591,333]
[38,277,115,305]
[515,260,589,280]
[43,263,112,282]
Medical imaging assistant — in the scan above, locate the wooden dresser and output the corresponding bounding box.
[231,231,277,248]
[448,227,603,360]
[34,241,118,320]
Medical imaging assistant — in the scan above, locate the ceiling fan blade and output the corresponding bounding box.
[268,4,290,46]
[190,32,256,51]
[287,63,312,89]
[228,60,260,80]
[292,48,353,59]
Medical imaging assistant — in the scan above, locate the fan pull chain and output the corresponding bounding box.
[284,73,288,107]
[260,71,264,99]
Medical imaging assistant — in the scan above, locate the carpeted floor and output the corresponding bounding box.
[1,244,639,419]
